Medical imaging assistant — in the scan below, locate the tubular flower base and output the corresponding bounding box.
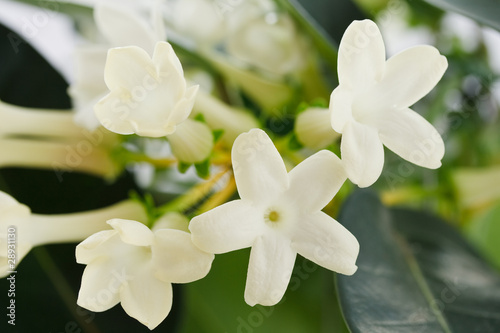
[76,214,214,330]
[294,107,340,149]
[330,19,447,187]
[0,191,147,278]
[189,129,359,306]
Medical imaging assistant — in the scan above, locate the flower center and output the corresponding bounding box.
[268,210,280,222]
[264,208,283,225]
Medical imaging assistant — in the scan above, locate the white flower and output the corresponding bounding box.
[95,41,196,137]
[226,14,307,75]
[189,129,359,306]
[330,19,447,187]
[294,107,340,149]
[70,3,167,131]
[95,41,214,163]
[167,0,225,44]
[76,214,214,330]
[0,192,147,278]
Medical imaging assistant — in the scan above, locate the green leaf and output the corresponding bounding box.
[336,190,500,333]
[212,129,225,143]
[288,133,304,151]
[178,250,348,333]
[178,161,192,174]
[422,0,500,31]
[194,113,207,123]
[194,159,210,179]
[466,202,500,270]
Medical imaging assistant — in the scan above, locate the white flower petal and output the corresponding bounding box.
[75,230,118,264]
[232,129,289,204]
[166,85,199,127]
[244,233,297,306]
[94,4,158,54]
[152,41,184,81]
[361,45,448,111]
[108,219,154,247]
[153,229,214,283]
[167,118,214,163]
[330,86,354,133]
[337,20,385,90]
[341,121,384,188]
[77,258,121,312]
[103,46,155,92]
[291,211,359,275]
[94,91,136,135]
[189,200,264,254]
[295,107,340,149]
[285,150,346,213]
[151,3,167,42]
[377,108,445,169]
[120,263,173,330]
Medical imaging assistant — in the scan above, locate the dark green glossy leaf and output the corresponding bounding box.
[178,249,349,333]
[466,202,500,270]
[337,190,500,333]
[422,0,500,31]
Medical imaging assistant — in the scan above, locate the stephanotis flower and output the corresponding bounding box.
[76,214,214,330]
[330,19,447,187]
[94,41,214,163]
[70,2,167,130]
[189,129,359,306]
[0,191,147,278]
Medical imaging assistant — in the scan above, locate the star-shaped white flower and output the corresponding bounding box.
[330,19,447,187]
[70,3,167,131]
[189,129,359,306]
[94,41,214,163]
[95,41,198,137]
[76,213,214,330]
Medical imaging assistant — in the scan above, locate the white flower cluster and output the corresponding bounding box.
[0,0,448,329]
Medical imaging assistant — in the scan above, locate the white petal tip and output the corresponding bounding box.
[341,265,358,276]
